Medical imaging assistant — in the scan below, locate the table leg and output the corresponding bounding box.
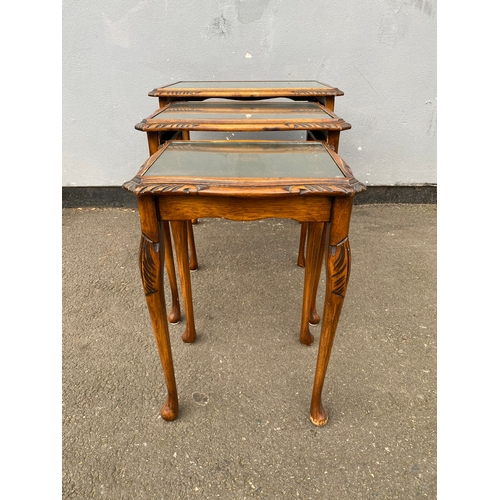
[297,222,307,268]
[310,197,353,426]
[324,95,336,112]
[163,222,181,323]
[299,222,325,345]
[187,221,199,271]
[171,220,197,343]
[308,224,327,325]
[327,131,340,153]
[147,131,160,156]
[137,197,178,421]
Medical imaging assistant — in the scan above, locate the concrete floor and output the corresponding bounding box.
[62,204,436,499]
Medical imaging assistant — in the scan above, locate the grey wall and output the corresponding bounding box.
[62,0,436,187]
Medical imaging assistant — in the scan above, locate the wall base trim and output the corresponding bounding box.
[62,185,437,208]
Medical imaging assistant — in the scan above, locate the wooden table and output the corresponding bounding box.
[136,100,350,155]
[148,80,344,110]
[123,139,365,426]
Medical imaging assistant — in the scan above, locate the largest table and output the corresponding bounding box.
[124,139,365,426]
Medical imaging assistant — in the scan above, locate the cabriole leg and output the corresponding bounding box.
[187,221,198,271]
[137,197,178,421]
[308,224,327,325]
[163,222,181,323]
[170,220,197,343]
[297,222,307,268]
[310,197,353,426]
[299,222,325,345]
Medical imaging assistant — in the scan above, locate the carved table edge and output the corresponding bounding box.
[134,120,352,132]
[122,179,365,197]
[147,88,345,97]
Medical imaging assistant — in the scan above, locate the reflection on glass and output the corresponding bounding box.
[153,101,332,121]
[145,141,345,179]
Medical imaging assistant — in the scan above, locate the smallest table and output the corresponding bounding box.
[148,80,344,109]
[123,140,365,426]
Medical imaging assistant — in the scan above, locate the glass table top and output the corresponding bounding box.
[145,101,338,123]
[144,141,345,179]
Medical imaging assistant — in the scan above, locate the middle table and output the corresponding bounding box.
[135,100,351,155]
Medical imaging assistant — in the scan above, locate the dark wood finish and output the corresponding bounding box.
[124,140,364,425]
